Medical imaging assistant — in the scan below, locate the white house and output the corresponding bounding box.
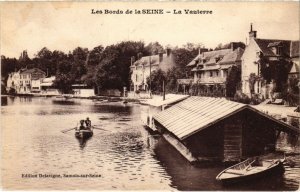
[241,24,299,98]
[6,68,46,94]
[130,49,175,92]
[6,72,20,93]
[72,84,95,97]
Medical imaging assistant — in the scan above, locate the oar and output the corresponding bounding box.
[61,127,77,133]
[92,126,110,132]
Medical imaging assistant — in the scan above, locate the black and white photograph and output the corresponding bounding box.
[1,1,299,191]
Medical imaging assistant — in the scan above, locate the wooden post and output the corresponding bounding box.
[149,56,151,93]
[163,80,165,100]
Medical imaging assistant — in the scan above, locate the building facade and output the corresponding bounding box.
[130,49,175,92]
[7,68,46,94]
[241,24,299,98]
[184,43,244,96]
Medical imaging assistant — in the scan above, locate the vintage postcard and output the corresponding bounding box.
[1,1,299,191]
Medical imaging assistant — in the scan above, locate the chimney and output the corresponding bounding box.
[131,56,135,66]
[249,23,257,40]
[166,48,171,56]
[158,52,163,63]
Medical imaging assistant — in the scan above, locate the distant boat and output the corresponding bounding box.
[216,157,285,184]
[53,95,75,104]
[75,126,93,139]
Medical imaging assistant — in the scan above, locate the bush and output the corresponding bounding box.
[249,94,264,105]
[233,91,250,104]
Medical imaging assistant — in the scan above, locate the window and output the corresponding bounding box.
[210,71,213,77]
[135,74,138,82]
[216,71,219,76]
[276,47,282,55]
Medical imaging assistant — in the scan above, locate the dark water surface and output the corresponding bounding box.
[1,96,299,190]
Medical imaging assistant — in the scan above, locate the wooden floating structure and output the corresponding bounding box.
[153,97,299,164]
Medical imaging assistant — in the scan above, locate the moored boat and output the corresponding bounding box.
[216,157,285,184]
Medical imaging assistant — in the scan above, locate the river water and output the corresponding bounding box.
[1,96,299,190]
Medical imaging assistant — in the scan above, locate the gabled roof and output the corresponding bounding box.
[140,94,189,107]
[254,38,291,57]
[218,47,244,65]
[289,62,299,74]
[153,97,299,140]
[187,48,244,70]
[132,53,173,67]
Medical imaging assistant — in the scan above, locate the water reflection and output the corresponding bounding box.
[76,137,91,149]
[1,96,8,106]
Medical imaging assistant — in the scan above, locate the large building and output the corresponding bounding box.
[130,49,175,92]
[241,24,299,98]
[183,43,244,96]
[6,68,46,94]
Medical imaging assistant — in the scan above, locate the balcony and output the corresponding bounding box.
[177,79,193,85]
[196,77,226,84]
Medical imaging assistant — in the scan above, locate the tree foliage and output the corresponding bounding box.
[259,57,292,92]
[225,65,241,97]
[146,69,166,94]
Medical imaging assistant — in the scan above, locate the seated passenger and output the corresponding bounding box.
[79,120,85,130]
[85,117,91,128]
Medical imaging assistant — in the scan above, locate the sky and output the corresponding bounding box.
[1,1,299,58]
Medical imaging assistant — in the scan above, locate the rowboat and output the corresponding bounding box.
[216,157,285,184]
[75,126,93,139]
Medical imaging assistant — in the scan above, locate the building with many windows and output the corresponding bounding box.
[130,49,175,92]
[184,43,244,96]
[7,68,46,94]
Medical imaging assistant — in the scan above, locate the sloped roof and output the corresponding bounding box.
[132,53,171,67]
[255,38,291,57]
[218,47,244,65]
[187,55,201,67]
[289,62,299,74]
[153,97,299,140]
[141,94,189,107]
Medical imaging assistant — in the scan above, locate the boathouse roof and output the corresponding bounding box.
[140,94,189,107]
[153,97,299,140]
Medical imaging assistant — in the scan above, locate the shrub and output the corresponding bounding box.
[233,91,251,104]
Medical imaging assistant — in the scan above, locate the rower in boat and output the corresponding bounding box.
[75,119,93,139]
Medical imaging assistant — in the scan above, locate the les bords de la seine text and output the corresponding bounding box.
[91,9,213,15]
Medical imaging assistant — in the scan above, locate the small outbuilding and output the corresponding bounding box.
[153,97,299,163]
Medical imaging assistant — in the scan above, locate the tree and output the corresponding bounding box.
[54,59,75,93]
[145,42,164,55]
[146,69,166,94]
[259,56,292,92]
[94,41,147,91]
[172,47,199,78]
[18,50,31,69]
[1,56,18,77]
[225,65,241,97]
[249,73,259,97]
